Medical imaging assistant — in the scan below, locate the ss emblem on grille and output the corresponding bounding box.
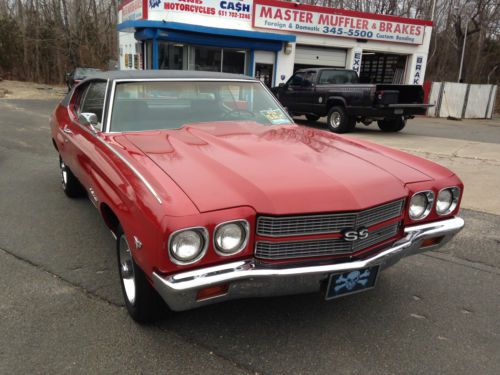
[342,227,369,242]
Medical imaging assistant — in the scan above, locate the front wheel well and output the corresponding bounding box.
[100,203,120,236]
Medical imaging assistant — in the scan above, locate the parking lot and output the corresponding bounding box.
[1,98,499,374]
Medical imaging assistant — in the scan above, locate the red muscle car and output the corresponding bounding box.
[51,71,464,323]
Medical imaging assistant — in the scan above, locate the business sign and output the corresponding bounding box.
[149,0,252,22]
[120,0,144,21]
[253,0,427,45]
[412,55,426,84]
[351,47,362,75]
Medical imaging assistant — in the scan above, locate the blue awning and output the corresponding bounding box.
[117,20,295,52]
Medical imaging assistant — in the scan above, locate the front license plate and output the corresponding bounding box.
[325,266,379,300]
[394,109,404,114]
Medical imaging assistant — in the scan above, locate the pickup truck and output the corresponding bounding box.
[271,68,431,133]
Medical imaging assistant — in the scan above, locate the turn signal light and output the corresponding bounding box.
[420,236,444,248]
[196,284,229,301]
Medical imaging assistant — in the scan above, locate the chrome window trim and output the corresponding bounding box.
[100,79,110,131]
[168,227,209,266]
[105,78,294,133]
[213,219,250,257]
[409,190,434,221]
[436,186,460,216]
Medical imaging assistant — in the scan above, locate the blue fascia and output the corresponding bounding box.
[118,20,296,43]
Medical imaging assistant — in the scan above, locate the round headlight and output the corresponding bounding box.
[436,187,460,215]
[214,221,249,255]
[409,191,434,220]
[169,228,207,264]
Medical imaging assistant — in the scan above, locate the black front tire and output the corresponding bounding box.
[305,114,320,122]
[326,106,355,133]
[59,156,86,198]
[377,118,406,132]
[117,227,163,323]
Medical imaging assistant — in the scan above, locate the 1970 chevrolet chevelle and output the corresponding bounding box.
[51,71,464,323]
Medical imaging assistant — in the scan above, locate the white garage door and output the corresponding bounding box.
[295,45,346,67]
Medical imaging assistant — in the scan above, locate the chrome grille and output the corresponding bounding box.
[257,199,404,237]
[255,222,400,260]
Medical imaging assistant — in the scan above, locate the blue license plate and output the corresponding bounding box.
[325,266,379,300]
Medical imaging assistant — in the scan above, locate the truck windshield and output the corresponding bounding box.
[110,80,293,132]
[318,70,359,85]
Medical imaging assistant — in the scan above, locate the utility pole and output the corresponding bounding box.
[458,21,468,83]
[431,0,436,21]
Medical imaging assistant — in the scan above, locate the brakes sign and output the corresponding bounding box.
[253,0,427,45]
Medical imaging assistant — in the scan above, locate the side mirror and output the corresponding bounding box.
[278,82,285,88]
[78,112,100,132]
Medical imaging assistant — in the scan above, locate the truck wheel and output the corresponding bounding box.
[306,114,320,122]
[59,156,85,198]
[326,106,355,133]
[377,118,406,132]
[117,227,163,323]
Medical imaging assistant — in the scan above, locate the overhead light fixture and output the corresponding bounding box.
[284,42,293,55]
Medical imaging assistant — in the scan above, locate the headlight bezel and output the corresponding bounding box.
[409,190,435,221]
[436,186,460,216]
[168,227,209,265]
[213,219,250,257]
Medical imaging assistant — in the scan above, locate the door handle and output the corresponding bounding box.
[63,125,73,134]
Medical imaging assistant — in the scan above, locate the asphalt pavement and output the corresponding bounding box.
[1,99,499,374]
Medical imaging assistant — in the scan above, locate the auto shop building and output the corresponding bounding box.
[117,0,432,87]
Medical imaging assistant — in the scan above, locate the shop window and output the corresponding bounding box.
[145,41,153,70]
[188,46,247,74]
[159,42,185,70]
[191,46,222,72]
[222,50,246,74]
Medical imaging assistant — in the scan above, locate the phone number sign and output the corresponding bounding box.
[253,1,426,45]
[150,0,252,21]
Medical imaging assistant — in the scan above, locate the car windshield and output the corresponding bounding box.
[109,80,293,132]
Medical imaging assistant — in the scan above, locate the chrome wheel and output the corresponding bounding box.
[119,235,136,305]
[330,112,341,128]
[60,159,68,189]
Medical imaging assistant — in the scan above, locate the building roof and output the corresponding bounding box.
[91,70,255,81]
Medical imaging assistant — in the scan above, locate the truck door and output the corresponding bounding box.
[277,72,305,112]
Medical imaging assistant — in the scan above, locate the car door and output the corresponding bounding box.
[65,80,108,198]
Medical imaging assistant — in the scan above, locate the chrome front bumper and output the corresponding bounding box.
[153,217,464,311]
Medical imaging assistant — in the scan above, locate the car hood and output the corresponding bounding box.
[118,122,433,215]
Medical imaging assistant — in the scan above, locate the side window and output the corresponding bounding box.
[80,81,107,125]
[319,70,358,85]
[319,70,338,85]
[71,83,89,114]
[288,72,305,86]
[303,71,316,86]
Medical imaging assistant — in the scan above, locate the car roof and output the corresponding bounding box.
[89,70,254,81]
